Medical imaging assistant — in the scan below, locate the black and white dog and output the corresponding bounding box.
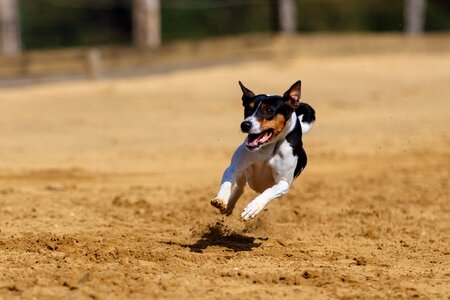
[211,81,316,220]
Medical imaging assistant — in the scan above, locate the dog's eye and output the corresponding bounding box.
[264,107,274,114]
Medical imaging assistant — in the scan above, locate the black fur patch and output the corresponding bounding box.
[244,95,293,121]
[286,119,307,178]
[295,103,316,124]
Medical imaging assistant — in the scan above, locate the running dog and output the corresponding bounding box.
[211,80,316,220]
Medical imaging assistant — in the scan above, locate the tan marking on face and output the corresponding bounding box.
[248,101,255,109]
[257,113,286,141]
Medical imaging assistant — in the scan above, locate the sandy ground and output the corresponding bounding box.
[0,37,449,299]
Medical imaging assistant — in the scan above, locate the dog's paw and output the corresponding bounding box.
[241,199,267,221]
[210,198,227,214]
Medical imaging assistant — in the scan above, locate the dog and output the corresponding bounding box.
[211,80,315,220]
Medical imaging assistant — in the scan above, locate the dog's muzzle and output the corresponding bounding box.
[240,121,252,133]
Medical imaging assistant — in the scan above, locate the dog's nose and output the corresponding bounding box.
[240,121,252,132]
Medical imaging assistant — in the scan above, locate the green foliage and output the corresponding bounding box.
[295,0,404,32]
[161,2,271,41]
[19,0,131,50]
[18,0,450,50]
[426,0,450,30]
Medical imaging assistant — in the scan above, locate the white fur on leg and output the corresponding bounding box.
[212,145,253,212]
[241,180,290,220]
[225,175,246,215]
[211,178,233,211]
[215,181,232,203]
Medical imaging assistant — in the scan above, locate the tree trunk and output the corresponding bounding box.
[133,0,161,48]
[404,0,427,36]
[0,0,21,55]
[278,0,297,35]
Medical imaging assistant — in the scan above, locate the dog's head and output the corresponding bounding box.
[239,81,302,151]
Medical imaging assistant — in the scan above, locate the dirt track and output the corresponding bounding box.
[0,37,449,299]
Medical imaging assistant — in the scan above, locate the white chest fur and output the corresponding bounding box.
[244,139,297,193]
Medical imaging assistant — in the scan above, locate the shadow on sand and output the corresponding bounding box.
[162,222,263,253]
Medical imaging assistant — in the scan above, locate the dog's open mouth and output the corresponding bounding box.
[246,129,274,150]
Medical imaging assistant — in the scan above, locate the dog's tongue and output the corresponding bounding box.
[248,131,271,147]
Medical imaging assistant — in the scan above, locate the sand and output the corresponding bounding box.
[0,37,449,299]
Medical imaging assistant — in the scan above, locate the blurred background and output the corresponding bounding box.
[0,0,449,84]
[9,0,450,48]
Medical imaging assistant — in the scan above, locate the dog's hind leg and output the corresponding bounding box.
[225,174,246,216]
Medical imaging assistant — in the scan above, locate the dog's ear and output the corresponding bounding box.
[239,81,255,104]
[283,80,302,110]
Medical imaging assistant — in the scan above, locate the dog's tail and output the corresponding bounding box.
[295,103,316,134]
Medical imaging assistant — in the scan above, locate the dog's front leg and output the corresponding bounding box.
[211,166,236,212]
[224,174,246,215]
[211,145,248,213]
[241,180,290,220]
